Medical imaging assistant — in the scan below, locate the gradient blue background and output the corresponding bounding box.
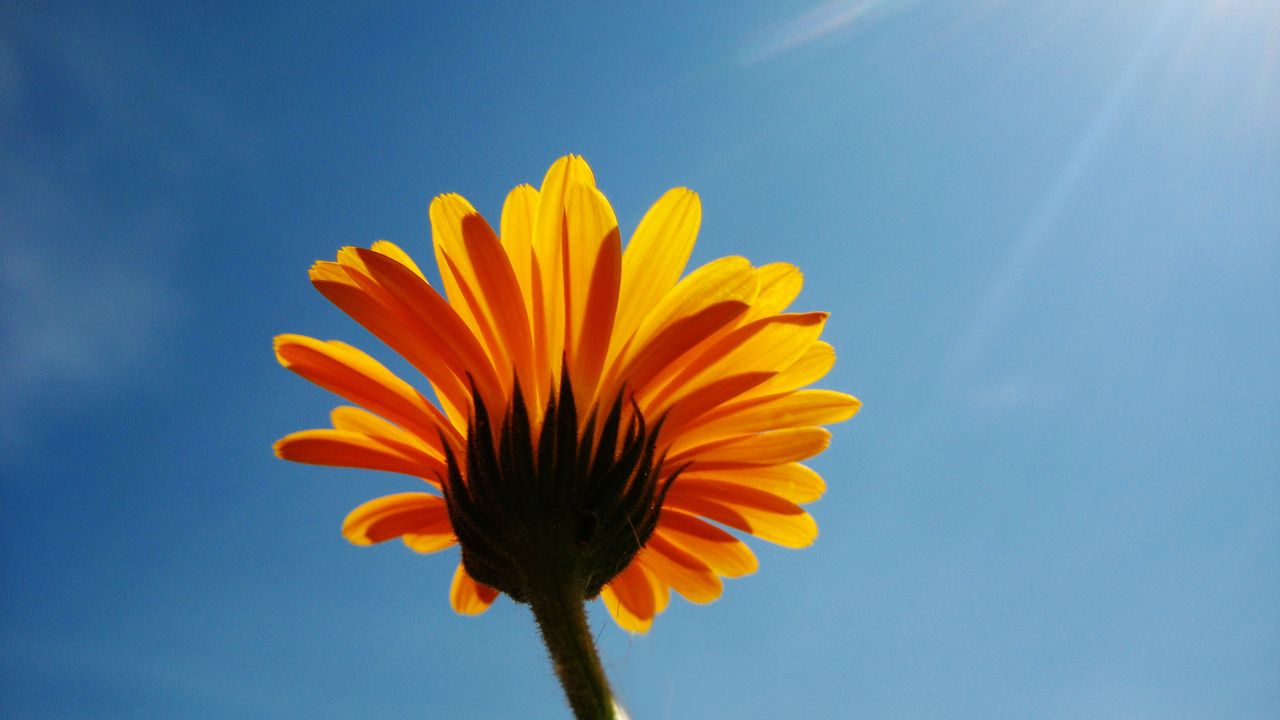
[3,1,1277,717]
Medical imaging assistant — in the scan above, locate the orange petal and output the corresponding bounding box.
[654,511,758,577]
[664,480,819,548]
[600,561,657,633]
[430,196,537,398]
[328,405,446,463]
[273,334,449,445]
[274,429,445,478]
[342,493,453,546]
[632,555,672,617]
[641,535,723,604]
[450,562,499,615]
[458,212,536,400]
[350,248,507,419]
[309,260,470,427]
[400,533,455,554]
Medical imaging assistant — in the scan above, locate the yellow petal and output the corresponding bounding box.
[611,557,673,620]
[602,300,750,402]
[601,256,759,399]
[645,312,828,427]
[655,372,776,444]
[612,188,701,349]
[430,197,540,401]
[342,493,453,546]
[639,556,672,616]
[533,155,596,261]
[500,184,540,326]
[450,562,499,615]
[655,312,827,402]
[686,463,827,504]
[500,184,546,405]
[622,256,758,362]
[563,184,622,405]
[429,195,493,360]
[747,262,803,319]
[429,196,523,387]
[664,480,819,548]
[309,258,355,285]
[621,260,796,379]
[370,240,426,281]
[739,341,836,402]
[669,390,860,454]
[667,426,831,470]
[532,155,596,389]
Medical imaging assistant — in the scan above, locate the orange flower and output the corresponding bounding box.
[275,156,858,632]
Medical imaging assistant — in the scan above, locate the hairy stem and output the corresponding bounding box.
[527,571,616,720]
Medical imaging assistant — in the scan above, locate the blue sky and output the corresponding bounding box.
[2,1,1277,717]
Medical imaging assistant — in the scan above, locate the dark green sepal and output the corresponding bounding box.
[441,369,679,603]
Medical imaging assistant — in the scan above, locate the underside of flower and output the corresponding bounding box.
[274,154,860,633]
[442,372,678,603]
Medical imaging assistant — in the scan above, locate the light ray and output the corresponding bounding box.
[945,0,1187,387]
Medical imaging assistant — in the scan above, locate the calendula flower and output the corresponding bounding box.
[275,155,857,717]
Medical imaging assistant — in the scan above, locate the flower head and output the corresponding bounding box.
[275,156,858,632]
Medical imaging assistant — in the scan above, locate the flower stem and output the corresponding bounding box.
[527,572,616,719]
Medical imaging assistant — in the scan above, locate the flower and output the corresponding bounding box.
[274,155,858,632]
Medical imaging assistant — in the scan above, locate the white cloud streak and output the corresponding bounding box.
[741,0,913,65]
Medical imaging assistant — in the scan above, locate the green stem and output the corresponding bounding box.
[528,573,616,719]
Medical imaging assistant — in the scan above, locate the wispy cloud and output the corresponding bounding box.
[1,248,174,386]
[0,205,184,454]
[741,0,913,65]
[967,373,1064,418]
[0,5,245,456]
